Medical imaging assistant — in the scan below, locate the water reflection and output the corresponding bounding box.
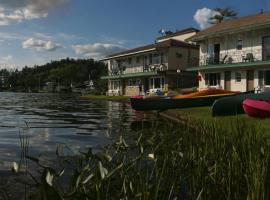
[0,92,139,170]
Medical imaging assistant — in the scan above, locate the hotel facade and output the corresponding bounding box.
[100,28,199,96]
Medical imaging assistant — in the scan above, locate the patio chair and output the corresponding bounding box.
[206,57,214,65]
[242,53,254,62]
[220,55,228,64]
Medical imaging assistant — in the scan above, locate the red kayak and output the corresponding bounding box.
[243,99,270,118]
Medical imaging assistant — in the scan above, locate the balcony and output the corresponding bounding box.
[187,49,270,71]
[101,64,168,80]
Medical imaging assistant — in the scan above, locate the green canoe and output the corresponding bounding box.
[212,91,270,116]
[130,93,236,111]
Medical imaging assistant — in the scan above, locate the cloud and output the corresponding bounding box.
[72,43,127,59]
[0,55,16,69]
[193,7,220,29]
[0,0,68,25]
[22,38,62,51]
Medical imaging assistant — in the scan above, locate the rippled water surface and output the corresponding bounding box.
[0,92,144,169]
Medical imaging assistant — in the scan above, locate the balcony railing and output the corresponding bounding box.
[109,63,168,76]
[199,49,270,66]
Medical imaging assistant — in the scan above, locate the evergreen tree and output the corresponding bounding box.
[209,7,237,24]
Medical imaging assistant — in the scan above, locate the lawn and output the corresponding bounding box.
[165,106,270,133]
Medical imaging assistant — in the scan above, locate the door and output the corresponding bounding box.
[144,78,149,92]
[246,70,254,91]
[262,36,270,60]
[224,71,231,90]
[214,44,220,64]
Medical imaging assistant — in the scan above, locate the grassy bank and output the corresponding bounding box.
[80,94,129,102]
[12,117,270,199]
[164,106,270,131]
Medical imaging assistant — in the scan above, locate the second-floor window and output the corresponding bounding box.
[236,40,243,50]
[153,53,161,64]
[149,54,152,64]
[128,58,132,65]
[136,56,140,63]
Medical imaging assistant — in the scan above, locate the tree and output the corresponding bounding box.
[209,7,237,24]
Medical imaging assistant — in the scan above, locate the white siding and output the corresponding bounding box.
[199,28,270,65]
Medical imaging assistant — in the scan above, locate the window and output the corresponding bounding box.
[136,56,140,63]
[259,71,264,86]
[160,52,164,63]
[136,79,141,86]
[149,54,152,64]
[235,72,241,82]
[257,70,270,86]
[265,70,270,85]
[111,80,120,90]
[205,73,220,86]
[149,77,165,89]
[207,44,214,57]
[153,53,160,64]
[128,58,132,64]
[127,79,132,86]
[236,40,243,50]
[262,36,270,60]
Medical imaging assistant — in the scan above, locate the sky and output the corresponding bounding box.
[0,0,269,69]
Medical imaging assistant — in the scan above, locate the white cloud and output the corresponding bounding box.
[0,55,16,69]
[72,43,127,59]
[0,0,68,25]
[22,38,62,51]
[193,7,220,29]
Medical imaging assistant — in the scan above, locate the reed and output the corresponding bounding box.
[15,117,270,199]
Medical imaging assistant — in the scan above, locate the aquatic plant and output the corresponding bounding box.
[14,117,270,199]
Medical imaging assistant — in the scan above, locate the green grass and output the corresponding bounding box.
[80,95,129,102]
[17,119,270,199]
[165,106,270,133]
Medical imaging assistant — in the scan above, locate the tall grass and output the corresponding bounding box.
[15,117,270,199]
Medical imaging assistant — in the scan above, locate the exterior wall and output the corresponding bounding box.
[108,50,169,75]
[104,41,199,96]
[230,70,247,92]
[198,28,270,65]
[157,32,197,43]
[198,71,225,90]
[168,47,199,70]
[196,27,270,92]
[167,73,197,89]
[125,86,140,96]
[107,79,123,96]
[198,69,260,92]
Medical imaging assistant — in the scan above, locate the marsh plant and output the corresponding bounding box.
[14,118,270,199]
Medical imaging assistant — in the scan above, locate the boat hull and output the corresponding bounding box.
[130,94,235,111]
[211,91,270,116]
[243,99,270,118]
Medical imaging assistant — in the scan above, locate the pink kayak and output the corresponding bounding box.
[243,99,270,118]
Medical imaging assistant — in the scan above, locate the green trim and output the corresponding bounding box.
[101,71,159,80]
[187,60,270,72]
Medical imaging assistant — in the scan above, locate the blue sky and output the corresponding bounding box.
[0,0,269,69]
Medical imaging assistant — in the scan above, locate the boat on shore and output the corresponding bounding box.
[130,90,237,111]
[243,99,270,118]
[172,89,236,99]
[212,91,270,116]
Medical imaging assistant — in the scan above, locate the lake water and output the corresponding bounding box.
[0,92,147,170]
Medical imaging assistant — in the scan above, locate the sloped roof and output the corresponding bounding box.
[100,39,198,61]
[189,11,270,42]
[156,27,199,41]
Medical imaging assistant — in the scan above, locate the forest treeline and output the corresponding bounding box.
[0,58,107,93]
